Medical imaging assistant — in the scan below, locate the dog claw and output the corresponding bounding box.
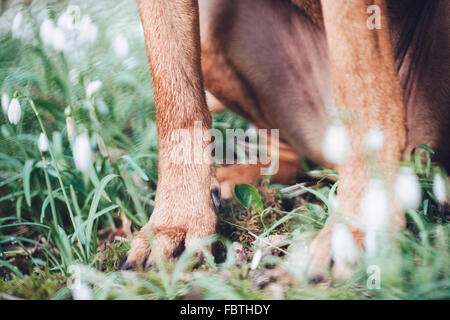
[308,274,325,284]
[210,187,222,213]
[120,256,133,271]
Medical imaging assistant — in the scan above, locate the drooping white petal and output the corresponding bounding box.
[86,80,102,98]
[78,16,98,45]
[72,281,93,300]
[73,134,92,172]
[322,123,351,164]
[50,27,66,51]
[40,18,55,46]
[331,223,358,265]
[360,179,391,232]
[433,173,448,204]
[11,12,23,38]
[365,128,385,153]
[37,133,49,153]
[7,98,21,125]
[57,11,74,32]
[360,179,391,256]
[250,248,263,270]
[112,34,129,58]
[2,93,10,114]
[394,166,422,210]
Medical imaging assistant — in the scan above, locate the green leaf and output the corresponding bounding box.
[120,155,150,181]
[234,184,264,211]
[0,259,24,279]
[88,165,112,203]
[85,174,119,256]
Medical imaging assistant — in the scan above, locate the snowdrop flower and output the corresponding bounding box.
[360,179,391,256]
[2,93,10,114]
[73,134,92,172]
[72,281,93,300]
[112,34,129,58]
[50,27,66,51]
[360,179,391,231]
[57,11,74,32]
[78,16,98,45]
[331,223,358,265]
[86,80,102,98]
[322,123,351,164]
[250,247,263,270]
[7,98,21,125]
[40,18,55,46]
[365,128,385,153]
[11,12,23,38]
[394,166,422,210]
[37,133,49,153]
[433,173,448,204]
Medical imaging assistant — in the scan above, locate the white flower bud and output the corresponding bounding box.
[2,93,10,114]
[57,12,74,32]
[7,98,22,125]
[394,167,422,210]
[12,12,23,39]
[331,223,358,265]
[72,281,93,300]
[78,16,98,45]
[365,128,385,153]
[86,80,102,98]
[37,133,49,153]
[433,173,448,204]
[250,247,263,270]
[73,134,92,172]
[360,179,391,232]
[322,123,351,164]
[361,179,391,256]
[112,34,129,58]
[51,27,66,52]
[40,18,55,46]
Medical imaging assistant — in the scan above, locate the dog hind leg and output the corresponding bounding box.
[308,0,408,281]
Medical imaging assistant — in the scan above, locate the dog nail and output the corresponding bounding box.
[210,188,222,213]
[120,256,133,271]
[308,275,325,284]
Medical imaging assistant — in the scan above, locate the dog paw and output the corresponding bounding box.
[307,227,333,283]
[307,223,363,283]
[121,174,218,271]
[121,231,151,271]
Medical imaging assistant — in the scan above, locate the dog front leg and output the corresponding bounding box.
[122,0,217,270]
[308,0,407,281]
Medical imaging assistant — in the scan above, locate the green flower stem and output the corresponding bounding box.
[42,155,59,232]
[26,98,78,234]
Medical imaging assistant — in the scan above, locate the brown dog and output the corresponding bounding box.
[122,0,449,279]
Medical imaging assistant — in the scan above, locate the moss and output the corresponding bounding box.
[98,240,130,272]
[0,269,66,300]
